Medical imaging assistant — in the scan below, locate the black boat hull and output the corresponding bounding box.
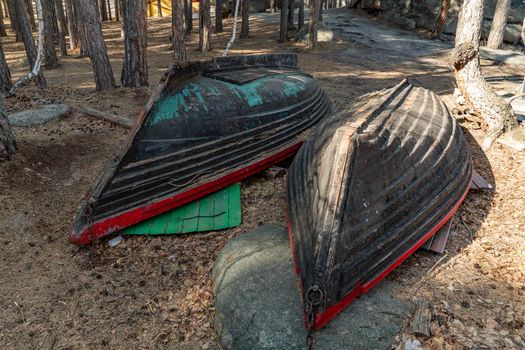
[71,54,332,244]
[286,80,472,329]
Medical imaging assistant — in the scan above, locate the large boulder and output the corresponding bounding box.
[212,224,412,350]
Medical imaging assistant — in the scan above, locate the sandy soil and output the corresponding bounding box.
[0,8,523,350]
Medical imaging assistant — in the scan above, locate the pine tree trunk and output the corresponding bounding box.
[279,0,288,42]
[100,0,108,21]
[452,0,516,150]
[157,0,162,17]
[15,0,46,87]
[288,0,294,29]
[114,0,119,21]
[431,0,449,39]
[0,94,16,162]
[198,0,211,52]
[2,0,8,17]
[41,0,58,67]
[270,0,276,12]
[73,0,115,90]
[318,0,323,21]
[106,0,112,20]
[64,0,79,50]
[185,0,192,35]
[0,38,12,93]
[0,1,6,36]
[240,0,249,39]
[172,0,185,61]
[298,0,304,30]
[7,0,22,42]
[215,0,222,33]
[121,0,147,87]
[26,0,36,31]
[486,0,510,49]
[54,0,67,55]
[308,0,319,48]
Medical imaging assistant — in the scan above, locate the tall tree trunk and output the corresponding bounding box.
[318,0,323,21]
[0,94,16,162]
[121,0,147,87]
[157,0,162,17]
[2,0,8,17]
[73,0,115,90]
[114,0,119,21]
[100,0,108,20]
[298,0,304,30]
[486,0,511,49]
[270,0,276,12]
[41,0,58,67]
[215,0,222,33]
[64,0,79,49]
[240,0,249,39]
[106,0,112,20]
[308,0,319,48]
[6,0,22,41]
[452,0,516,150]
[431,0,449,39]
[172,0,185,61]
[288,0,294,29]
[0,38,12,93]
[54,0,67,55]
[184,0,192,35]
[15,0,46,87]
[279,0,288,42]
[26,0,35,31]
[0,1,6,36]
[198,0,211,52]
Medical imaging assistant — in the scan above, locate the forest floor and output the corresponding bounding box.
[1,7,524,350]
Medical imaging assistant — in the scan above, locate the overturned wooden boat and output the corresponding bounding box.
[71,53,332,245]
[286,80,472,330]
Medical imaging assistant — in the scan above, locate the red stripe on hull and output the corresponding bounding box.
[70,143,303,245]
[288,175,473,330]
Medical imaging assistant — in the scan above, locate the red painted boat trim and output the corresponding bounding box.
[288,175,473,330]
[70,143,303,245]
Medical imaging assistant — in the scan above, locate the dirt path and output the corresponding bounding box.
[0,7,523,350]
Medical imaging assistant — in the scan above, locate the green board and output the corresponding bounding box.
[122,183,242,235]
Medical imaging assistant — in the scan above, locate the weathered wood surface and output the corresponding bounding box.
[411,299,432,338]
[83,107,133,129]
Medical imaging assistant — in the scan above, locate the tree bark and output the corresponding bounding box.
[0,38,12,93]
[184,0,191,34]
[64,0,79,49]
[319,0,323,21]
[198,0,211,52]
[6,0,22,41]
[2,0,8,17]
[100,0,108,20]
[41,0,58,67]
[54,0,67,55]
[308,0,319,48]
[430,0,449,39]
[157,0,162,17]
[26,0,35,31]
[0,94,16,162]
[279,0,288,42]
[0,1,6,36]
[121,0,148,87]
[486,0,511,49]
[106,0,112,20]
[298,0,304,30]
[114,0,119,21]
[15,0,46,87]
[73,0,115,90]
[288,0,294,29]
[269,0,276,12]
[215,0,222,33]
[452,0,516,150]
[172,0,186,61]
[240,0,249,39]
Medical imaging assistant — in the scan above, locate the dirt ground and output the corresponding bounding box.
[0,8,524,350]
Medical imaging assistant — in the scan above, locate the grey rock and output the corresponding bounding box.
[296,24,334,42]
[386,14,417,31]
[213,224,412,350]
[8,104,71,127]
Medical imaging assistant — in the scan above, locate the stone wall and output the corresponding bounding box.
[348,0,525,44]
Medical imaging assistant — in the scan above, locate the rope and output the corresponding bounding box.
[222,0,240,56]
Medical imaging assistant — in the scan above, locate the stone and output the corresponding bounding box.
[296,24,334,43]
[213,224,412,350]
[386,14,417,31]
[8,104,71,127]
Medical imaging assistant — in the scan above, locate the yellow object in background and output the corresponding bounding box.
[147,0,200,17]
